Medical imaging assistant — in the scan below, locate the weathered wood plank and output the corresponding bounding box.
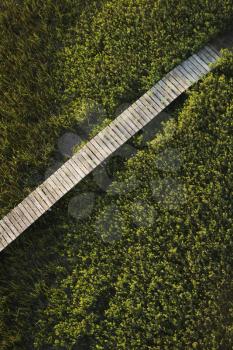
[184,60,202,78]
[96,129,119,151]
[0,223,14,245]
[113,119,134,138]
[205,45,220,59]
[146,90,165,110]
[198,49,215,64]
[58,164,79,185]
[13,206,32,227]
[1,217,18,239]
[0,230,8,243]
[93,138,112,158]
[58,166,78,187]
[176,65,196,83]
[82,144,103,167]
[20,199,40,223]
[170,67,193,88]
[180,61,200,81]
[134,100,154,121]
[59,164,80,183]
[108,123,128,143]
[0,231,8,248]
[18,202,36,224]
[153,83,174,103]
[186,58,203,76]
[153,83,173,104]
[131,104,153,127]
[117,113,139,135]
[99,126,123,147]
[209,44,221,55]
[39,182,59,203]
[110,120,131,141]
[45,177,65,198]
[64,159,85,183]
[161,77,183,95]
[72,153,90,173]
[135,99,157,120]
[197,51,213,66]
[90,138,109,157]
[0,223,10,244]
[121,109,144,132]
[72,154,91,175]
[107,125,126,145]
[165,72,187,91]
[192,54,211,71]
[47,174,68,195]
[78,149,97,170]
[77,151,95,172]
[158,80,178,99]
[123,109,144,129]
[121,109,140,129]
[7,212,25,232]
[41,181,60,203]
[125,107,146,128]
[103,130,120,150]
[23,197,43,218]
[66,159,85,179]
[75,148,96,170]
[36,188,54,207]
[119,117,138,136]
[131,101,154,123]
[188,57,207,75]
[86,142,106,162]
[199,47,220,65]
[59,163,81,183]
[97,126,119,147]
[136,99,156,120]
[11,208,30,231]
[52,174,71,194]
[140,94,161,115]
[29,198,45,218]
[121,108,143,129]
[0,220,16,240]
[22,195,46,217]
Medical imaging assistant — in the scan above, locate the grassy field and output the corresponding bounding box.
[1,0,233,217]
[0,1,233,349]
[32,50,233,350]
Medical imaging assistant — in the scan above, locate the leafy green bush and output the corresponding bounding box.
[62,0,233,108]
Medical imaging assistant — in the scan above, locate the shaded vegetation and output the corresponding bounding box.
[1,49,233,348]
[33,51,233,350]
[0,1,233,349]
[1,0,233,217]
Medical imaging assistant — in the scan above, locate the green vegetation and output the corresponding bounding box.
[1,49,233,348]
[32,50,233,350]
[0,1,233,349]
[1,0,233,217]
[0,0,87,216]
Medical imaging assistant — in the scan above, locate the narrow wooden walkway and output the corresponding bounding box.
[0,45,221,252]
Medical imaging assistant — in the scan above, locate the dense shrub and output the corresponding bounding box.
[27,51,232,350]
[1,1,233,349]
[1,0,233,217]
[33,51,233,349]
[1,50,232,349]
[62,0,233,106]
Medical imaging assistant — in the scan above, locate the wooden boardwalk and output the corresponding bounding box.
[0,45,221,252]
